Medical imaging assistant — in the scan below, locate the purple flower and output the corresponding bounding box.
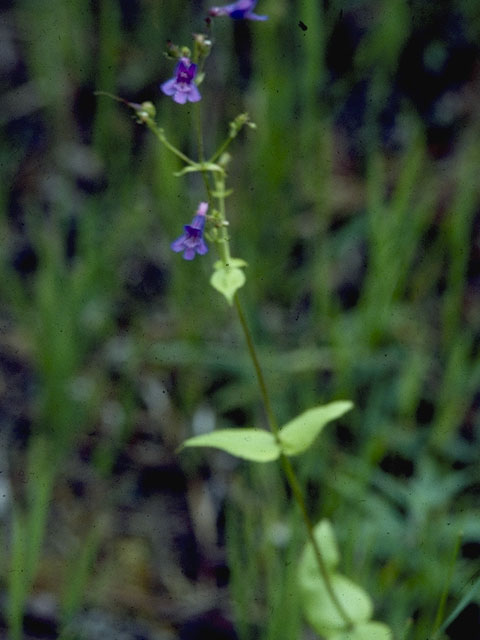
[171,202,209,260]
[161,57,201,105]
[209,0,268,21]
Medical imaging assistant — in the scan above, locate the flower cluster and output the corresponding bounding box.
[171,202,209,260]
[164,1,267,260]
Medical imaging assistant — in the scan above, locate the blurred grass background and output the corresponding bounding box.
[1,0,480,639]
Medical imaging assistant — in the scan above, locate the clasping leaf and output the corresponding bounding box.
[210,265,246,305]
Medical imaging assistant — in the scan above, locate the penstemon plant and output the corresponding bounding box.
[101,2,393,639]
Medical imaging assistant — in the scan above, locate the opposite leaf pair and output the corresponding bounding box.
[181,400,354,461]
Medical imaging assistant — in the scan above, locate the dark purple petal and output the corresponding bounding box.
[184,231,202,247]
[186,62,197,81]
[176,60,188,74]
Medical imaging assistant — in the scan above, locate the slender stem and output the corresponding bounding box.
[95,94,197,167]
[234,295,279,436]
[146,120,196,166]
[209,135,234,164]
[214,175,232,264]
[280,453,353,627]
[209,114,253,164]
[194,102,214,202]
[233,293,353,629]
[194,101,205,161]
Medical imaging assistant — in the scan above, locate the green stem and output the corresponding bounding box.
[234,295,279,435]
[280,453,352,628]
[145,120,196,166]
[194,101,205,161]
[209,135,234,164]
[214,174,232,264]
[233,293,353,629]
[194,102,213,202]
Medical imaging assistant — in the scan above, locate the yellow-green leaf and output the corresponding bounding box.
[279,401,353,456]
[299,519,340,576]
[300,572,373,635]
[181,428,280,462]
[210,266,246,305]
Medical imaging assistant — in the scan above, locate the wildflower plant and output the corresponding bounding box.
[100,4,392,640]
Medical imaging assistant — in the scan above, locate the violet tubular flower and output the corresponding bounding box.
[171,202,209,260]
[209,0,268,21]
[161,57,201,105]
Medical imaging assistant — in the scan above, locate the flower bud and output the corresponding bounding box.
[140,102,156,118]
[229,113,256,138]
[193,32,213,59]
[165,40,181,59]
[218,152,232,169]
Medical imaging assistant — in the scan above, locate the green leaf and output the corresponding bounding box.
[299,520,340,576]
[300,571,373,635]
[329,621,393,640]
[181,428,280,462]
[210,266,246,305]
[173,162,223,177]
[279,401,353,455]
[200,162,224,173]
[433,572,480,639]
